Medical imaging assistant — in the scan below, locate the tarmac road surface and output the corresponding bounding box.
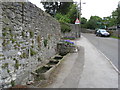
[82,33,118,70]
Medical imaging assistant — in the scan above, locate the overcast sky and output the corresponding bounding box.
[29,0,120,19]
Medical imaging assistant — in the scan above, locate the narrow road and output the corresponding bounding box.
[82,33,118,69]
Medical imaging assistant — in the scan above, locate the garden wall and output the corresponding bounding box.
[107,30,120,37]
[62,24,80,38]
[0,2,61,88]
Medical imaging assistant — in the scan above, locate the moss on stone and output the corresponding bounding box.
[29,31,34,38]
[1,63,8,69]
[44,39,48,47]
[14,60,20,69]
[37,35,41,49]
[30,48,37,56]
[2,32,7,36]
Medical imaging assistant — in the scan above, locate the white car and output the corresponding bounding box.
[96,29,110,37]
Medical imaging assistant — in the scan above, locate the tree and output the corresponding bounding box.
[86,16,102,29]
[42,2,58,16]
[41,1,73,16]
[42,1,78,24]
[103,9,118,28]
[117,4,120,25]
[57,2,73,15]
[67,4,78,23]
[55,13,70,23]
[54,3,77,24]
[81,17,87,28]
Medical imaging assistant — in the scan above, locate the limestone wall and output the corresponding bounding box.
[62,24,80,38]
[0,2,61,88]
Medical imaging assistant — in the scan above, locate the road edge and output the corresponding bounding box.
[83,36,120,74]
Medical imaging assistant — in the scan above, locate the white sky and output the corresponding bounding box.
[29,0,120,19]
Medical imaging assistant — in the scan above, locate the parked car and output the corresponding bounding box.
[96,29,110,37]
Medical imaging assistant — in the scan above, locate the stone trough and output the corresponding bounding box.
[53,55,63,61]
[31,44,78,87]
[32,55,64,81]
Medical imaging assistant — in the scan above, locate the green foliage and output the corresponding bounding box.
[10,38,16,43]
[55,3,77,24]
[101,9,119,28]
[67,4,77,23]
[2,40,10,46]
[117,6,120,24]
[7,69,10,73]
[2,63,8,69]
[63,41,74,46]
[55,13,70,23]
[21,47,26,49]
[13,58,17,61]
[57,2,73,15]
[81,17,87,28]
[20,53,27,58]
[38,57,41,62]
[30,48,37,56]
[0,58,5,60]
[111,36,120,39]
[37,36,41,48]
[3,27,11,31]
[32,40,34,44]
[60,22,71,33]
[30,31,34,38]
[22,32,25,37]
[2,32,7,36]
[2,40,6,46]
[42,2,73,16]
[10,33,13,38]
[0,54,4,56]
[14,60,20,69]
[31,45,34,48]
[44,39,48,47]
[86,16,102,29]
[62,37,75,40]
[42,2,77,24]
[11,80,15,87]
[16,42,20,47]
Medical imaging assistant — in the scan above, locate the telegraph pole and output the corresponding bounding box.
[79,0,81,37]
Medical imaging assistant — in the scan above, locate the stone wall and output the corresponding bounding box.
[0,2,61,88]
[107,30,120,37]
[81,28,95,33]
[62,24,80,38]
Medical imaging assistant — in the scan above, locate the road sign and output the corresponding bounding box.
[75,18,80,24]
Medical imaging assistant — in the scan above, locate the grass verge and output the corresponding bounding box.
[110,36,120,39]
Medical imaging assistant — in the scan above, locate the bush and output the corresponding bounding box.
[55,13,70,23]
[60,22,71,33]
